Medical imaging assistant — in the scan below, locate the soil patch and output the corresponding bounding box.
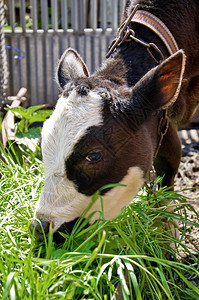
[176,128,199,250]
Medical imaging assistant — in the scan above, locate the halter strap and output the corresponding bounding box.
[132,10,179,55]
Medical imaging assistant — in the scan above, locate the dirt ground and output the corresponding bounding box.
[176,127,199,251]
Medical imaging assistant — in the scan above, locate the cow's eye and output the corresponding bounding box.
[86,151,103,163]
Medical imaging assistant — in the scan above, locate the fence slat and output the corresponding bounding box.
[61,0,68,31]
[71,0,78,32]
[111,0,118,31]
[41,0,48,31]
[51,0,58,31]
[31,0,38,31]
[78,0,85,33]
[20,0,26,32]
[119,0,125,21]
[9,0,15,32]
[101,0,107,30]
[91,0,97,30]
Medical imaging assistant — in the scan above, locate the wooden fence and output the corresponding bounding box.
[3,0,199,122]
[4,0,125,107]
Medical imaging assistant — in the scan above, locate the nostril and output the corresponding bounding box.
[38,221,50,234]
[30,219,52,239]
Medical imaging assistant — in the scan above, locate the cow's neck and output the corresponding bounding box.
[98,23,169,88]
[100,0,199,86]
[117,23,169,87]
[124,0,199,77]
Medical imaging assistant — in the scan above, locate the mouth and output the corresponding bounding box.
[30,217,88,244]
[52,218,80,243]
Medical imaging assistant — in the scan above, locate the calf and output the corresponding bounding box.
[31,0,199,240]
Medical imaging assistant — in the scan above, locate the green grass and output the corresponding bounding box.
[0,143,199,299]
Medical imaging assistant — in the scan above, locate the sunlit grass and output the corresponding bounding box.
[0,143,199,299]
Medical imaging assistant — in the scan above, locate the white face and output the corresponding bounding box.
[34,87,144,232]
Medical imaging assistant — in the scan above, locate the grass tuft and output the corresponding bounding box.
[0,143,199,299]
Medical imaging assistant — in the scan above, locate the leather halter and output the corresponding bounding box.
[132,10,179,55]
[106,5,179,60]
[131,9,177,163]
[106,5,179,169]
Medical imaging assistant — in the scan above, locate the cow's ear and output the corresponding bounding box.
[119,50,186,129]
[133,49,186,110]
[154,49,186,109]
[56,48,90,89]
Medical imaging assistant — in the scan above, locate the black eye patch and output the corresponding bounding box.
[65,126,114,194]
[65,127,103,171]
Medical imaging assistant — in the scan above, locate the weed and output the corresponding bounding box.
[3,104,52,164]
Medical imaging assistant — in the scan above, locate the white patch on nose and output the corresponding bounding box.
[34,165,144,232]
[34,175,91,231]
[87,166,144,222]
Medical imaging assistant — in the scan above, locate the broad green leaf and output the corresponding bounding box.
[17,118,26,132]
[5,104,48,120]
[51,249,67,259]
[16,127,42,139]
[25,104,46,116]
[5,106,27,119]
[28,110,52,124]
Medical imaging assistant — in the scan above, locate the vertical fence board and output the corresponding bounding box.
[41,0,48,31]
[35,34,45,104]
[101,0,107,30]
[20,0,26,32]
[119,0,125,21]
[71,0,78,32]
[16,36,23,89]
[42,34,48,102]
[112,0,118,31]
[9,0,15,32]
[9,37,19,95]
[91,0,97,30]
[29,34,39,105]
[51,34,59,105]
[51,0,58,31]
[84,33,91,72]
[25,35,32,105]
[78,0,85,33]
[61,0,68,31]
[31,0,38,31]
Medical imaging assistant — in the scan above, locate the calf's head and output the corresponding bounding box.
[31,48,185,240]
